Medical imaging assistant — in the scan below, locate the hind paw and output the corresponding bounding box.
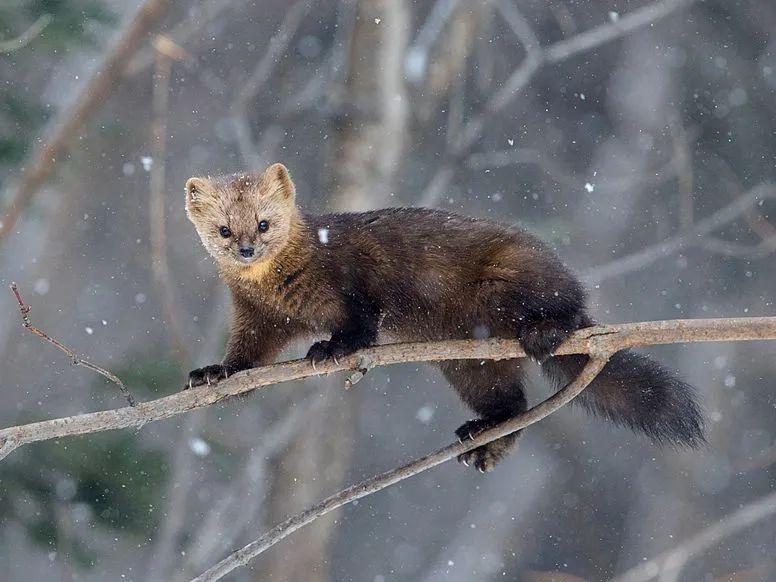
[455,419,520,473]
[518,321,574,362]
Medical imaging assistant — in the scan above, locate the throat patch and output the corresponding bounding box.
[239,260,275,283]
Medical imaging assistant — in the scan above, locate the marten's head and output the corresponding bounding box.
[185,163,298,268]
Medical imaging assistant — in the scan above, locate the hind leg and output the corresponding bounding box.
[439,359,528,472]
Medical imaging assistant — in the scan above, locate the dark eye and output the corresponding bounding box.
[219,226,232,238]
[258,220,269,233]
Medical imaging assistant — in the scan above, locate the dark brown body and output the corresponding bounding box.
[189,200,704,472]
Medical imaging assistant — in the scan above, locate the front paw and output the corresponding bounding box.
[187,364,229,388]
[305,340,353,366]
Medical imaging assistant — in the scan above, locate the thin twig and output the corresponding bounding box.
[611,489,776,582]
[2,317,775,462]
[0,13,52,53]
[8,283,136,406]
[0,0,173,243]
[191,355,612,581]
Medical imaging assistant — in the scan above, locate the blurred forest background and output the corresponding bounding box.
[1,0,775,580]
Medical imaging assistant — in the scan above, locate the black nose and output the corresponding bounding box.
[239,246,254,258]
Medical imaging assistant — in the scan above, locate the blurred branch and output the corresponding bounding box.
[149,36,191,367]
[191,355,612,582]
[153,284,231,581]
[145,38,197,581]
[696,235,776,260]
[232,0,312,112]
[583,184,776,284]
[2,317,775,459]
[8,283,136,407]
[735,443,776,473]
[229,0,313,169]
[543,0,696,64]
[178,394,323,578]
[668,112,695,228]
[126,0,247,75]
[405,0,461,84]
[275,0,358,120]
[611,489,776,582]
[0,13,52,53]
[421,0,698,205]
[0,0,173,244]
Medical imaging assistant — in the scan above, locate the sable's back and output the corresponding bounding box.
[305,207,537,257]
[301,207,576,312]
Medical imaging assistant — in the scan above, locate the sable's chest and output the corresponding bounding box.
[230,276,338,331]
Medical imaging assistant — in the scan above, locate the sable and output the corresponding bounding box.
[185,163,705,472]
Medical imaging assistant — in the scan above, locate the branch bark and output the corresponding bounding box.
[2,317,775,461]
[0,0,173,243]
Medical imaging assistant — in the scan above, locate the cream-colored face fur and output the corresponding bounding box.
[185,163,297,268]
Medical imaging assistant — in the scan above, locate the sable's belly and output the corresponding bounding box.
[378,302,475,343]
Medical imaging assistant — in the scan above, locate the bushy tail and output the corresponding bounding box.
[542,350,705,447]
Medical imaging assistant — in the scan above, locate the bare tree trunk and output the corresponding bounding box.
[260,1,410,580]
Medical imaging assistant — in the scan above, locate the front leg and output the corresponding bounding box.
[188,306,290,388]
[306,291,380,366]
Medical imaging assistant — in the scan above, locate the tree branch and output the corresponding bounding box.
[3,315,775,576]
[0,13,52,53]
[191,355,612,582]
[2,317,775,462]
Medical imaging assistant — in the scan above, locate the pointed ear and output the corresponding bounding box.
[185,177,209,214]
[262,163,296,202]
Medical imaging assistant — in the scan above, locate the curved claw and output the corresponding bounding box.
[206,375,211,386]
[189,379,193,389]
[461,458,469,467]
[311,359,317,371]
[478,467,486,474]
[333,355,340,365]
